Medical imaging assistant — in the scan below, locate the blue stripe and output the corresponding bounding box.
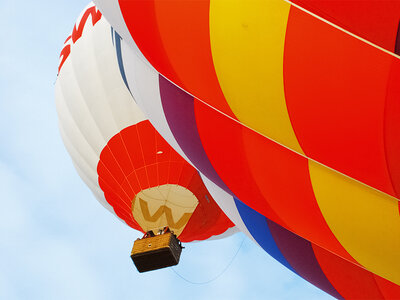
[234,198,296,273]
[113,29,132,96]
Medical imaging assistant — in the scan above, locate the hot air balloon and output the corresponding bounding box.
[55,3,235,271]
[91,0,400,296]
[100,18,400,296]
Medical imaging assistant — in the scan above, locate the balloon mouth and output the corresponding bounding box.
[132,184,199,236]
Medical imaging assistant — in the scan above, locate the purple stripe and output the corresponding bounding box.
[267,220,344,300]
[158,75,231,193]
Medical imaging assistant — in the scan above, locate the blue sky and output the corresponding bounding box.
[0,1,333,299]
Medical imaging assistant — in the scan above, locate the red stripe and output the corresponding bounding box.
[284,6,396,197]
[241,127,357,264]
[313,244,385,299]
[374,275,400,299]
[118,0,236,118]
[194,99,286,227]
[384,59,400,200]
[291,0,400,52]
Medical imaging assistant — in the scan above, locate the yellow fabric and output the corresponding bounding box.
[309,160,400,285]
[132,184,198,236]
[209,0,303,154]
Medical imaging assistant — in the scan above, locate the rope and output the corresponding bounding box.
[170,236,246,285]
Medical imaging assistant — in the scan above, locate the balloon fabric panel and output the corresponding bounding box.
[158,75,231,193]
[237,197,400,299]
[284,6,397,198]
[115,0,400,205]
[241,126,357,264]
[309,160,400,285]
[267,220,343,300]
[194,99,286,226]
[117,0,180,88]
[121,125,145,170]
[118,0,236,118]
[209,0,304,155]
[290,0,400,53]
[234,198,295,274]
[180,178,231,242]
[194,92,400,283]
[194,97,356,264]
[312,244,385,299]
[384,60,400,200]
[373,275,400,300]
[84,0,400,294]
[136,121,157,167]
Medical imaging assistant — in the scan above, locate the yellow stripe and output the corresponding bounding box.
[209,0,303,154]
[309,160,400,285]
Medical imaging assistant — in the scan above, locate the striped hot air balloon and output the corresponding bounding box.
[55,3,235,244]
[91,0,400,298]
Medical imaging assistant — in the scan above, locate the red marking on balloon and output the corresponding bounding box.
[58,6,102,73]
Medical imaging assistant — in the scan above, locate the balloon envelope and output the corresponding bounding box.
[92,0,400,296]
[55,3,235,242]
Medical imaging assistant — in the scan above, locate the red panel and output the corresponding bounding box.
[177,164,197,189]
[109,133,134,177]
[168,161,185,184]
[180,185,234,242]
[291,0,400,52]
[384,60,400,199]
[127,172,141,195]
[194,99,286,226]
[99,146,125,184]
[137,121,157,166]
[169,147,183,162]
[97,161,131,204]
[120,125,145,169]
[118,0,235,118]
[242,128,357,264]
[99,179,131,212]
[313,244,384,299]
[374,275,400,299]
[155,131,172,163]
[157,161,170,186]
[146,164,159,188]
[135,167,150,190]
[118,0,181,86]
[186,170,203,196]
[153,0,236,118]
[284,7,395,197]
[120,178,135,201]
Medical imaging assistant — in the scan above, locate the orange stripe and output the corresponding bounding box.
[119,0,235,117]
[242,127,357,264]
[194,99,286,227]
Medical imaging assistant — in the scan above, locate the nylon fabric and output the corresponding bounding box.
[309,160,400,285]
[209,0,303,154]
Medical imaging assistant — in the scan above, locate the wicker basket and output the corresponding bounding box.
[131,232,182,273]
